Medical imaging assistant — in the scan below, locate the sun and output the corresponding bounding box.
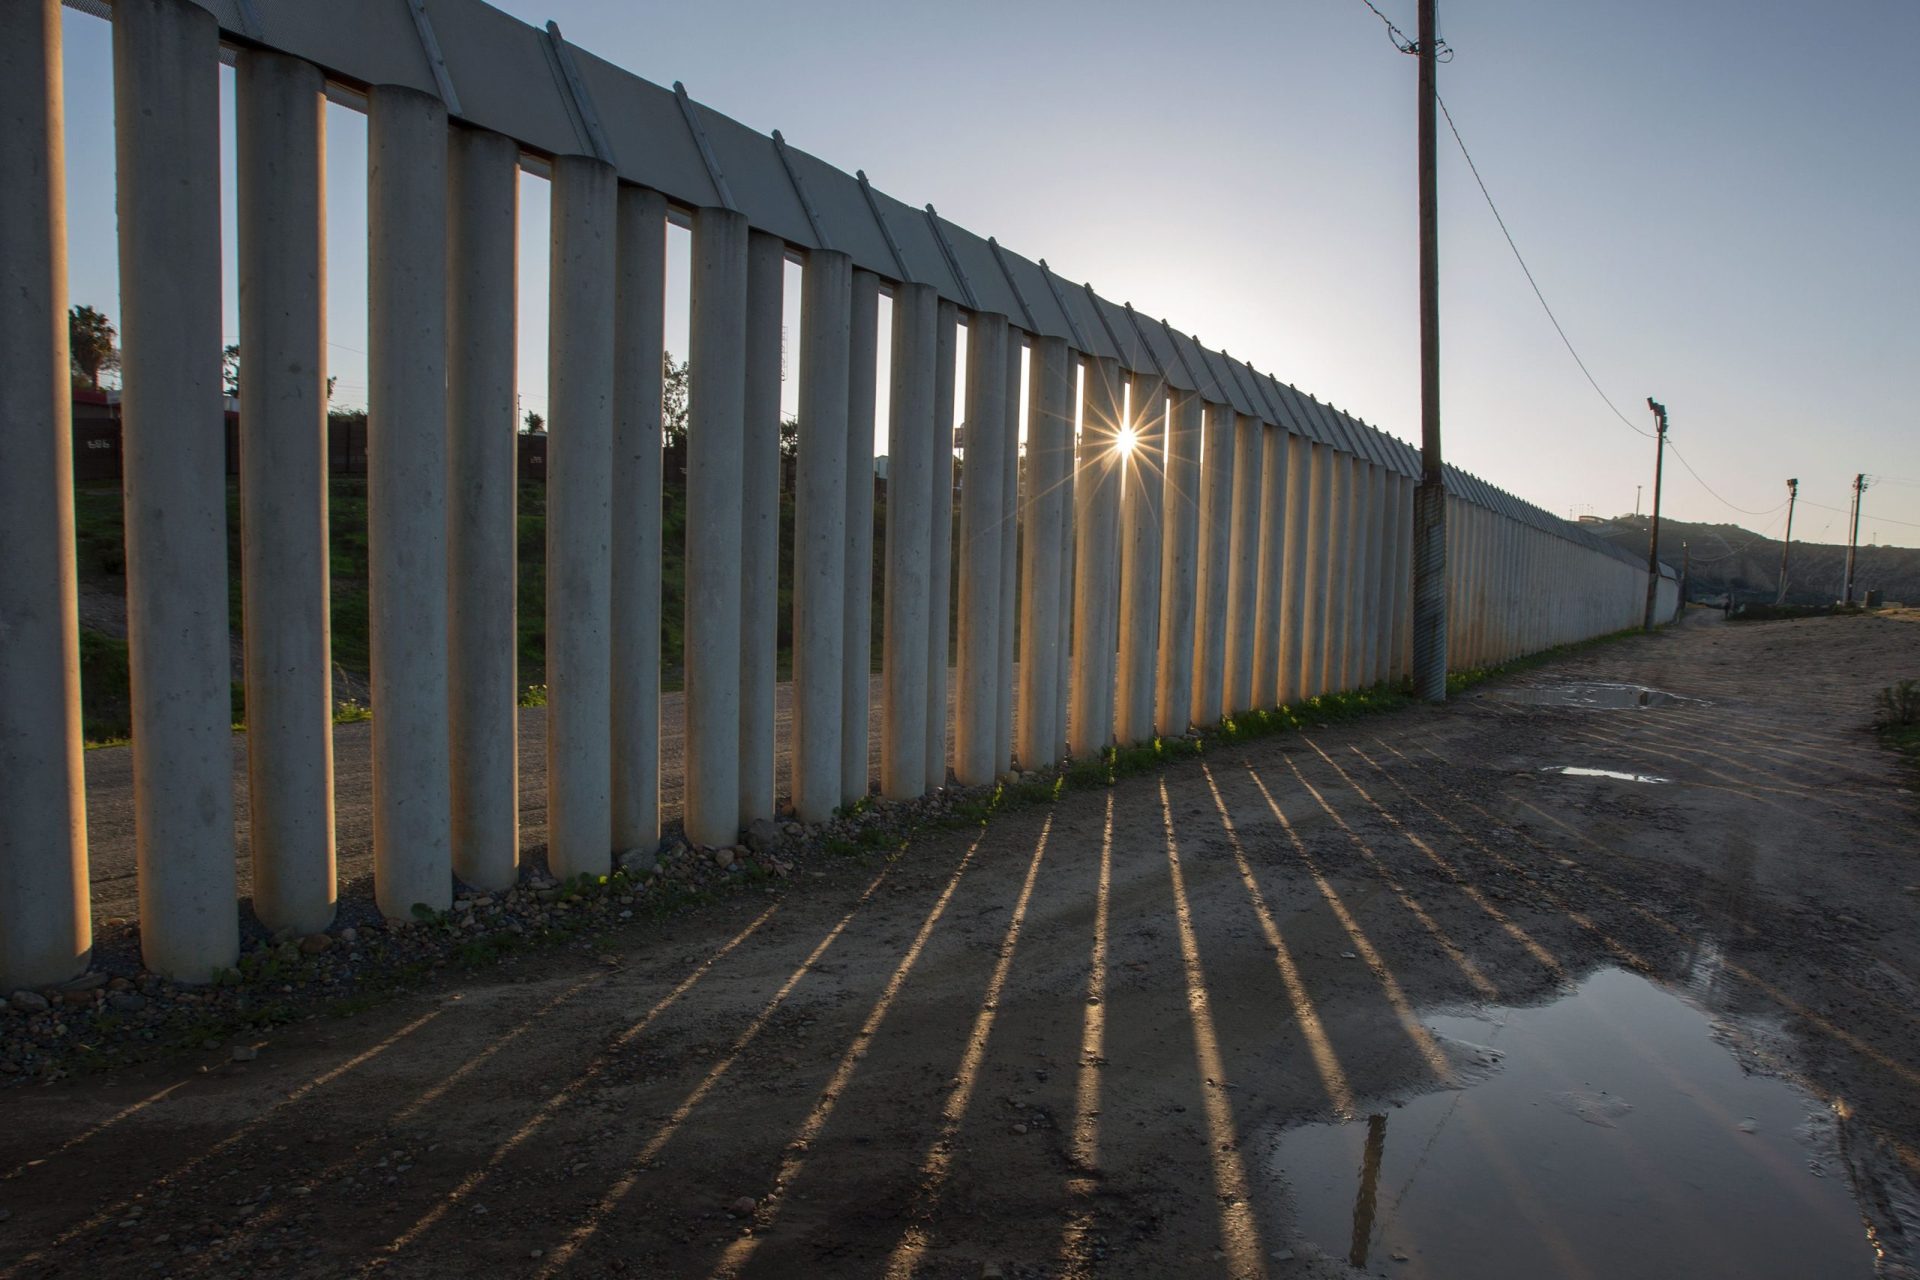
[1116,425,1138,455]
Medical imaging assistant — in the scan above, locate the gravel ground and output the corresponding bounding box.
[4,610,1918,1279]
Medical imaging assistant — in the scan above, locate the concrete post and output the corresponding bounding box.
[1191,401,1236,725]
[882,282,936,799]
[1324,455,1356,693]
[1155,389,1203,733]
[995,333,1022,774]
[1222,414,1264,715]
[925,302,958,791]
[1018,336,1073,768]
[954,312,1007,785]
[738,231,785,824]
[841,272,881,803]
[1390,475,1414,682]
[1116,374,1166,744]
[1363,463,1391,686]
[1252,427,1289,709]
[1069,357,1124,758]
[611,187,668,852]
[1278,434,1313,705]
[684,208,749,848]
[791,250,851,823]
[115,0,238,975]
[0,0,89,990]
[447,128,520,891]
[1300,444,1334,698]
[237,50,334,932]
[544,155,617,880]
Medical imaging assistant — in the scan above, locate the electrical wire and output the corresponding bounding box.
[1664,441,1788,518]
[1355,0,1451,59]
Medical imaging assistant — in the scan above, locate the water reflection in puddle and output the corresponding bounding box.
[1488,682,1701,709]
[1267,968,1878,1278]
[1539,766,1672,785]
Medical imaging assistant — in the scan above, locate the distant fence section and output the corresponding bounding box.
[0,0,1672,988]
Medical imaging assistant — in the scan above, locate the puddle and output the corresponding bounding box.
[1266,968,1883,1278]
[1538,765,1671,785]
[1488,682,1700,709]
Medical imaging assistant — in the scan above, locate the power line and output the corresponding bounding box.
[1664,441,1787,517]
[1801,498,1920,531]
[1432,94,1651,440]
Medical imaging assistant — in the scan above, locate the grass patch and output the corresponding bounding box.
[1876,680,1920,781]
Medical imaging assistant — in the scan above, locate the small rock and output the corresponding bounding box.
[618,848,658,875]
[7,991,49,1014]
[730,1196,757,1216]
[981,1265,1005,1280]
[61,991,94,1008]
[1340,951,1358,960]
[270,926,298,946]
[782,822,804,837]
[1271,1248,1296,1262]
[744,818,781,853]
[231,1044,260,1063]
[712,848,735,870]
[1010,1123,1028,1135]
[299,934,332,955]
[1737,1119,1759,1134]
[61,972,108,992]
[340,926,359,943]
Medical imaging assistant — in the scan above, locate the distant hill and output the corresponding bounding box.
[1583,514,1919,606]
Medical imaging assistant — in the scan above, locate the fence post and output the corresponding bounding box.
[237,49,335,933]
[1069,356,1124,758]
[1252,425,1289,709]
[841,271,881,804]
[447,127,521,891]
[882,282,936,799]
[544,154,617,879]
[0,0,90,990]
[1019,336,1073,768]
[1155,388,1203,733]
[792,250,851,822]
[1278,434,1313,705]
[1301,443,1335,698]
[611,186,668,852]
[1192,401,1236,725]
[117,0,239,974]
[954,312,1008,785]
[1116,374,1166,744]
[996,334,1022,774]
[739,230,785,825]
[925,302,958,791]
[684,207,749,848]
[1223,413,1264,715]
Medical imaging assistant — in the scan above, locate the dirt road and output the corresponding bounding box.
[10,612,1920,1277]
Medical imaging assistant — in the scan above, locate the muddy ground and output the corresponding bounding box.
[5,611,1919,1278]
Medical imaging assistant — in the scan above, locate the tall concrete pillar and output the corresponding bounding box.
[684,208,749,848]
[1191,401,1236,725]
[1362,463,1390,686]
[954,312,1008,785]
[1116,374,1166,744]
[1277,434,1312,705]
[611,187,667,851]
[791,250,851,823]
[448,129,520,890]
[236,50,334,932]
[925,302,958,791]
[544,155,617,880]
[841,272,881,803]
[882,282,936,799]
[1252,427,1289,709]
[115,0,238,975]
[1300,444,1334,698]
[1154,389,1203,734]
[1069,357,1124,758]
[1222,414,1264,715]
[1044,344,1072,759]
[1018,336,1073,768]
[738,232,785,824]
[1324,455,1356,693]
[0,0,89,990]
[994,333,1022,773]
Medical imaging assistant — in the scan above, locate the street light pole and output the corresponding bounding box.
[1410,0,1448,701]
[1775,477,1797,605]
[1844,473,1867,604]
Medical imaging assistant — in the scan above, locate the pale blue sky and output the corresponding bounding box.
[56,1,1919,545]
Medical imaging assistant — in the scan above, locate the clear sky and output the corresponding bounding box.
[54,0,1920,546]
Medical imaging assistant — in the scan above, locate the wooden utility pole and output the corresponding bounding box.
[1410,0,1448,701]
[1844,473,1867,603]
[1642,398,1668,630]
[1775,477,1797,604]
